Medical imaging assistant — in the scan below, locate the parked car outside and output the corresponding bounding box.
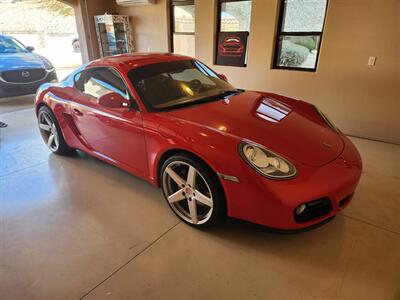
[0,34,57,98]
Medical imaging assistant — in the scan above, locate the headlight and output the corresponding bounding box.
[239,142,296,179]
[314,106,337,132]
[41,57,55,71]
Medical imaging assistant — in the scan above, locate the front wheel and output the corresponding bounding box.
[38,106,74,155]
[161,154,226,228]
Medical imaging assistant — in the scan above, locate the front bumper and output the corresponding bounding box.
[223,135,362,230]
[0,70,57,98]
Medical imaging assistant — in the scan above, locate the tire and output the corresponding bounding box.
[37,106,74,155]
[161,153,226,228]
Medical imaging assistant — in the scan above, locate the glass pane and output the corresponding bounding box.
[82,68,128,99]
[282,0,327,32]
[173,34,195,57]
[174,5,195,33]
[220,1,252,32]
[128,60,234,111]
[276,35,321,69]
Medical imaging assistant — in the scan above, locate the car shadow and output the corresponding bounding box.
[46,149,348,266]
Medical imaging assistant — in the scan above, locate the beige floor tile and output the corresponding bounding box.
[1,107,399,300]
[344,137,400,233]
[84,216,400,300]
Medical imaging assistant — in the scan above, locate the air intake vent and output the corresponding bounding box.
[62,113,81,137]
[294,197,332,223]
[339,194,352,207]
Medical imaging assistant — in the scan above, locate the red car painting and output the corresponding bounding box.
[219,36,245,57]
[35,53,362,230]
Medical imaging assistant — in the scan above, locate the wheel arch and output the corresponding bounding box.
[156,148,221,189]
[37,102,71,149]
[35,101,48,115]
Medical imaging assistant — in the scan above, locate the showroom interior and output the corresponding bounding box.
[0,0,399,299]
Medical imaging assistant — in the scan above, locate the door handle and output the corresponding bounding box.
[73,108,83,116]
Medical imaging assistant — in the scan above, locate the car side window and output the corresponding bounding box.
[74,67,130,100]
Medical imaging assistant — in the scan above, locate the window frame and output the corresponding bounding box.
[73,66,139,110]
[215,0,252,66]
[169,0,195,55]
[273,0,329,72]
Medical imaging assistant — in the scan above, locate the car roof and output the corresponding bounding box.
[88,53,193,72]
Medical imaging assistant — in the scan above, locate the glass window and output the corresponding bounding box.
[282,0,327,32]
[74,67,129,99]
[220,0,252,32]
[274,0,328,71]
[216,0,252,67]
[173,34,195,57]
[171,1,195,57]
[128,60,235,111]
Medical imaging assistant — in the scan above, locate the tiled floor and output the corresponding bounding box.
[0,102,399,300]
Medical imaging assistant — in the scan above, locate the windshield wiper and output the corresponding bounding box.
[195,89,244,103]
[157,89,245,111]
[214,89,244,99]
[187,89,243,106]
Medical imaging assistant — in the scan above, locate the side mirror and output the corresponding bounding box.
[218,73,228,82]
[98,92,130,109]
[26,46,35,52]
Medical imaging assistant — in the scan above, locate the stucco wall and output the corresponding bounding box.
[117,0,399,144]
[65,0,116,62]
[116,0,170,53]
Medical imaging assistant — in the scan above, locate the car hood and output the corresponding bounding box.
[167,91,344,167]
[0,53,46,71]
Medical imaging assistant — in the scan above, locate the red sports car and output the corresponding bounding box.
[219,36,244,57]
[35,53,362,229]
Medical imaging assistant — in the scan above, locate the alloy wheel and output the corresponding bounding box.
[162,161,214,225]
[38,110,59,152]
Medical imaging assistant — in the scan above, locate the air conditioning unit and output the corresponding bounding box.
[116,0,156,6]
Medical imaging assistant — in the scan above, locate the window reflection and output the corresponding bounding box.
[255,98,291,123]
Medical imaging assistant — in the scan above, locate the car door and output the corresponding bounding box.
[71,66,148,176]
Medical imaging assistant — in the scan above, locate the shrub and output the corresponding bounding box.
[279,41,310,67]
[288,36,317,52]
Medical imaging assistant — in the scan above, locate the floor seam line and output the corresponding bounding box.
[340,213,400,235]
[347,134,400,146]
[0,107,34,116]
[79,221,181,300]
[0,160,48,178]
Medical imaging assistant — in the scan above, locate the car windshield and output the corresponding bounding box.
[128,60,237,111]
[0,36,28,54]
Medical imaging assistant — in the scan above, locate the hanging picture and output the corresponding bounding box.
[216,31,249,67]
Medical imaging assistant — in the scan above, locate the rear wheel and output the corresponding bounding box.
[161,154,226,228]
[38,106,74,155]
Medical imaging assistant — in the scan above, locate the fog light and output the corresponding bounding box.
[295,204,307,215]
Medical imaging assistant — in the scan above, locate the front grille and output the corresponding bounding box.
[225,45,241,49]
[294,197,333,223]
[1,68,46,83]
